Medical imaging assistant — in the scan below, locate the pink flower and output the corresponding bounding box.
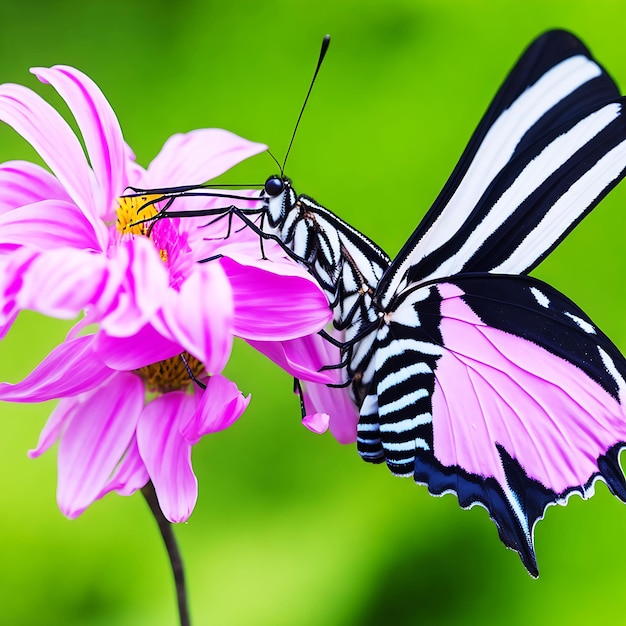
[0,65,333,521]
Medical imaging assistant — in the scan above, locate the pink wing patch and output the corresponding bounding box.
[433,282,626,495]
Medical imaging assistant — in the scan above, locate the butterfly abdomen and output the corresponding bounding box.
[357,285,444,475]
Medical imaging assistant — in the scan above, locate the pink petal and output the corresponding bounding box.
[0,82,99,225]
[0,160,71,214]
[248,334,336,384]
[97,237,170,337]
[144,129,267,188]
[94,323,183,371]
[0,334,114,401]
[181,374,250,443]
[303,382,358,444]
[154,263,233,373]
[33,66,128,221]
[57,372,144,518]
[298,334,359,444]
[28,396,79,458]
[0,199,102,251]
[0,247,37,331]
[97,434,149,498]
[136,392,198,523]
[302,412,330,435]
[0,312,17,341]
[18,248,109,319]
[221,257,331,341]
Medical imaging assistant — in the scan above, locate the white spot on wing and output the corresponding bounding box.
[564,311,596,334]
[530,286,550,308]
[598,347,626,394]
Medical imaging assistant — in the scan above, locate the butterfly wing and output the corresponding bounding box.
[377,30,626,307]
[358,274,626,575]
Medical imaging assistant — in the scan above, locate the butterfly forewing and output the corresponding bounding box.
[376,30,626,308]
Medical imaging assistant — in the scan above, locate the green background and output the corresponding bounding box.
[1,1,626,624]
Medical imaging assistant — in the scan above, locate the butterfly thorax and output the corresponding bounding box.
[262,176,391,339]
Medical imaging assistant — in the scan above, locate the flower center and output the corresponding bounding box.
[134,352,205,393]
[116,195,161,235]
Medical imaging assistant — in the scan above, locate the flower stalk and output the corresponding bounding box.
[142,481,190,626]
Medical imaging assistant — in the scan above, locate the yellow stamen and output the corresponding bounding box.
[134,351,205,393]
[116,195,161,236]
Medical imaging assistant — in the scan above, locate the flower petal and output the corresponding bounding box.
[28,396,79,458]
[97,434,149,498]
[303,381,358,444]
[247,334,336,384]
[97,237,170,337]
[18,248,109,319]
[298,333,359,444]
[0,247,37,333]
[154,262,233,373]
[57,372,144,518]
[33,65,128,220]
[0,199,102,251]
[136,392,197,523]
[221,257,331,341]
[0,160,71,214]
[0,82,99,225]
[144,129,266,188]
[0,334,113,401]
[181,374,250,443]
[302,411,330,435]
[94,323,183,371]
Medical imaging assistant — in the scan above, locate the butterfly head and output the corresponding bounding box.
[263,175,296,227]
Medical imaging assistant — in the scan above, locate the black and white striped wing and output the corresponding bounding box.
[377,30,626,307]
[354,30,626,575]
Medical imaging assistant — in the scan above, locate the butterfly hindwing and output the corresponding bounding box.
[377,30,626,307]
[360,274,626,574]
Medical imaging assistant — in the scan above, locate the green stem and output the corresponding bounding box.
[141,482,190,626]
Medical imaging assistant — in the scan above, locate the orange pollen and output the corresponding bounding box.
[133,352,205,393]
[116,194,161,236]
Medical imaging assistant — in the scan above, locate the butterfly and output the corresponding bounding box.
[136,30,626,576]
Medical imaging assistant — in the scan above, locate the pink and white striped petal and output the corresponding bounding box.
[153,262,234,373]
[0,83,100,233]
[97,434,149,498]
[0,200,102,251]
[0,334,114,401]
[57,372,145,518]
[181,374,250,443]
[28,397,81,459]
[96,237,170,337]
[0,160,71,214]
[32,65,128,221]
[17,248,109,319]
[136,392,198,523]
[144,129,266,188]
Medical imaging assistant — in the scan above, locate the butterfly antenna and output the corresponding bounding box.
[281,34,331,174]
[267,148,282,173]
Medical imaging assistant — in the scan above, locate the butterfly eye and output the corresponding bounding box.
[264,176,284,197]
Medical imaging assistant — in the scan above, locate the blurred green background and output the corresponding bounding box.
[1,0,626,624]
